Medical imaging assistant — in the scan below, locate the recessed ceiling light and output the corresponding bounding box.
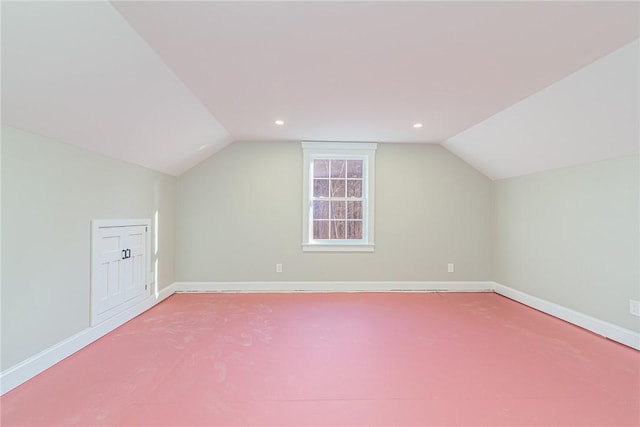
[413,123,423,128]
[275,120,285,126]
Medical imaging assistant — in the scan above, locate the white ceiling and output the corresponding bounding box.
[1,1,231,175]
[444,39,639,180]
[2,1,639,176]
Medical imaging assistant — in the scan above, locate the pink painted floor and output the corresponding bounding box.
[2,292,639,426]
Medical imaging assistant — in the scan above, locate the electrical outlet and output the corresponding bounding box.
[630,300,640,317]
[275,263,283,273]
[447,263,454,273]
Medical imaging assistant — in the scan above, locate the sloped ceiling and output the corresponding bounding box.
[2,1,638,177]
[1,1,231,175]
[443,40,639,180]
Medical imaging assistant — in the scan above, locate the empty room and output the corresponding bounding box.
[1,1,639,426]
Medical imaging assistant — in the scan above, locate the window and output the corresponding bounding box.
[302,142,377,252]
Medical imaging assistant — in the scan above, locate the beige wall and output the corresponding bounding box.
[1,126,177,370]
[493,154,639,332]
[5,124,635,372]
[176,141,492,282]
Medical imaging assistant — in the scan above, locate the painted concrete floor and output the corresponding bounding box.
[1,292,639,426]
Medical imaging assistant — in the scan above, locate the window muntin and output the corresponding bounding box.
[302,142,376,252]
[311,159,364,240]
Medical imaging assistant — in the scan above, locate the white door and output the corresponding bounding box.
[93,227,127,316]
[92,220,150,325]
[123,225,147,301]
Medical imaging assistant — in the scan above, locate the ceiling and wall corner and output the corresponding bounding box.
[2,1,639,177]
[1,1,232,176]
[443,39,640,180]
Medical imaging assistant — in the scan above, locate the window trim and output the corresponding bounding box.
[301,141,377,252]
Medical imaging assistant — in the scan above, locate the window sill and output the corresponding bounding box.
[302,243,375,252]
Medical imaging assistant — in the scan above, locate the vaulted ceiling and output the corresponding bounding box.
[2,1,638,177]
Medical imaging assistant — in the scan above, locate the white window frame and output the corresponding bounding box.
[302,141,377,252]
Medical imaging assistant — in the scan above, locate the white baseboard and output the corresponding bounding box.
[173,281,495,293]
[3,280,637,396]
[177,281,639,350]
[493,282,640,351]
[0,284,176,395]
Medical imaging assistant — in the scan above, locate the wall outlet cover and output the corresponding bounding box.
[630,300,640,317]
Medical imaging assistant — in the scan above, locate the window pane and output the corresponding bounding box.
[347,180,362,198]
[314,159,329,178]
[303,142,376,248]
[347,201,362,219]
[330,179,345,197]
[313,179,329,197]
[331,221,346,239]
[347,221,363,239]
[331,201,346,219]
[347,160,363,178]
[330,160,346,178]
[313,221,330,239]
[313,201,329,219]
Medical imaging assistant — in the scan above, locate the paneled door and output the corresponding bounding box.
[123,225,147,301]
[93,226,127,317]
[91,220,150,325]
